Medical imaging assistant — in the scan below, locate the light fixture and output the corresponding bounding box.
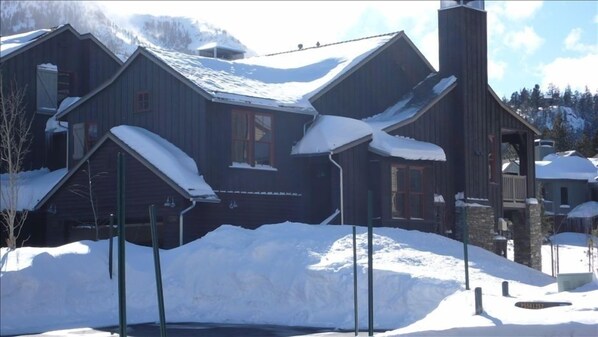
[164,196,176,208]
[47,204,57,214]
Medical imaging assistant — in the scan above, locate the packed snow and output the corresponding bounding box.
[369,130,446,161]
[0,28,50,58]
[110,125,217,200]
[567,201,598,219]
[536,155,598,182]
[1,223,596,336]
[0,168,66,211]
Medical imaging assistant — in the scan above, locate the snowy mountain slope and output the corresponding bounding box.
[527,105,586,133]
[0,1,249,61]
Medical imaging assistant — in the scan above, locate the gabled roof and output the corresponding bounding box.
[58,31,410,118]
[364,73,457,132]
[488,86,541,135]
[0,24,122,65]
[0,168,67,211]
[36,125,219,210]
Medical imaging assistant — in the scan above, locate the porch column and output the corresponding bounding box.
[513,199,542,270]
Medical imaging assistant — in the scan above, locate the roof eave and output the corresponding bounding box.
[488,85,541,136]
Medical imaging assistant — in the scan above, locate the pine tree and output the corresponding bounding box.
[563,85,573,107]
[531,84,542,110]
[547,112,573,151]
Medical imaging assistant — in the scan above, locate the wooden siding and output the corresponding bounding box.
[66,54,207,172]
[312,37,433,120]
[0,28,120,171]
[46,140,200,248]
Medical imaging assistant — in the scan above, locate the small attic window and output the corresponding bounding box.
[135,91,150,112]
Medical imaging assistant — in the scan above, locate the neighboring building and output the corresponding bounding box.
[0,24,122,172]
[36,1,542,269]
[196,42,245,60]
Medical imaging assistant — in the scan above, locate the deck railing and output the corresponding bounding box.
[503,175,527,204]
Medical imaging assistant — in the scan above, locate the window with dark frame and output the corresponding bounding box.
[391,164,425,220]
[231,110,274,166]
[57,71,74,104]
[560,187,569,205]
[135,91,150,112]
[72,121,98,160]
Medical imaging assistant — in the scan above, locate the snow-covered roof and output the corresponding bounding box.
[0,168,67,211]
[566,201,598,219]
[197,41,245,53]
[535,156,597,182]
[45,97,79,133]
[145,32,397,114]
[291,115,446,161]
[0,28,51,58]
[369,129,446,161]
[291,115,372,155]
[110,126,218,201]
[364,74,457,131]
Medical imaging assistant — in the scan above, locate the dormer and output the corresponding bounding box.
[197,42,245,60]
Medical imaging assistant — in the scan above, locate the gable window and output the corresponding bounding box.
[560,187,569,205]
[57,71,74,104]
[135,91,150,112]
[391,164,425,219]
[72,122,98,160]
[231,110,274,166]
[36,64,58,114]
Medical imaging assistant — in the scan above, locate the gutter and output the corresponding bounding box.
[329,153,344,225]
[179,200,196,246]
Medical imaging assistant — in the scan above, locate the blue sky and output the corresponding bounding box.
[100,1,597,99]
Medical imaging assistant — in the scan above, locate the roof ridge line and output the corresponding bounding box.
[264,31,402,57]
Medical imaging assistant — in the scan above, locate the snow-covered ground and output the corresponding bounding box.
[1,223,597,336]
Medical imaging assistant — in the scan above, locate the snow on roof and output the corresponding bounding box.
[535,156,597,182]
[0,28,51,58]
[567,201,598,219]
[364,74,456,130]
[291,115,446,161]
[46,97,79,133]
[291,115,372,155]
[197,41,245,53]
[0,168,67,211]
[145,33,396,113]
[369,129,446,161]
[110,125,217,200]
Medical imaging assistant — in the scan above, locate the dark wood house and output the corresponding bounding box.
[38,0,542,269]
[0,24,122,172]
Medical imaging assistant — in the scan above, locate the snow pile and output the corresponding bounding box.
[0,28,50,57]
[110,125,217,200]
[369,129,446,161]
[0,168,66,211]
[567,201,598,219]
[2,223,596,336]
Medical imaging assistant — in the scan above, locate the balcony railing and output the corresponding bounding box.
[503,175,527,207]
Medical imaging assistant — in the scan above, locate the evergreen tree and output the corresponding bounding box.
[563,85,573,107]
[520,87,530,109]
[531,84,542,110]
[547,112,573,151]
[546,83,560,106]
[510,91,521,108]
[576,128,594,157]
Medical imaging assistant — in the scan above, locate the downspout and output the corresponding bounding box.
[329,152,344,225]
[64,122,69,169]
[179,200,196,246]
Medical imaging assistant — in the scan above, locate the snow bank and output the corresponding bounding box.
[1,222,569,335]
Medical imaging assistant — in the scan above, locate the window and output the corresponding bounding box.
[135,91,150,112]
[391,165,425,219]
[560,187,569,205]
[72,122,98,160]
[231,110,273,166]
[36,64,57,114]
[57,71,74,104]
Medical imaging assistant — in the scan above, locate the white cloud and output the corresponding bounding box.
[503,1,543,21]
[488,59,507,81]
[564,28,598,54]
[541,54,598,94]
[505,26,544,55]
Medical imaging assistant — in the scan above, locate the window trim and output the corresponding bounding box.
[72,121,98,160]
[231,109,275,168]
[135,91,150,113]
[391,164,426,220]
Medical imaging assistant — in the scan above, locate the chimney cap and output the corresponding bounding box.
[440,0,485,10]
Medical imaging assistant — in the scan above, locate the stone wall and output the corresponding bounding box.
[455,204,495,252]
[513,200,542,270]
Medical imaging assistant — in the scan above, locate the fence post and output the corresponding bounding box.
[475,287,483,315]
[502,281,509,297]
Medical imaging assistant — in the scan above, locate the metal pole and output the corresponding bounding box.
[352,224,358,336]
[367,190,374,337]
[463,211,470,290]
[149,205,167,337]
[109,214,114,279]
[117,152,127,337]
